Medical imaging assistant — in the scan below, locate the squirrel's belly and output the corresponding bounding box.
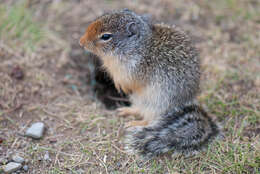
[101,54,132,93]
[101,54,145,94]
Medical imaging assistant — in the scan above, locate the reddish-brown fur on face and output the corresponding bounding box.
[79,16,146,97]
[79,20,102,46]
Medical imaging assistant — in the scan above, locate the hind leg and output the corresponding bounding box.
[124,120,148,128]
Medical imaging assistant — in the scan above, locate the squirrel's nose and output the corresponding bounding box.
[79,40,83,47]
[79,36,86,47]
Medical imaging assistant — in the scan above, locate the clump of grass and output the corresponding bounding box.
[0,0,44,52]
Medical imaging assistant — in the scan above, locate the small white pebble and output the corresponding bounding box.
[25,122,45,139]
[3,162,22,173]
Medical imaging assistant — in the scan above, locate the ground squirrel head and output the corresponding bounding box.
[79,9,151,57]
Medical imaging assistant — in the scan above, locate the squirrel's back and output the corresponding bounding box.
[134,23,201,111]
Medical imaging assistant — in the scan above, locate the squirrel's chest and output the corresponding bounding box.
[101,55,142,94]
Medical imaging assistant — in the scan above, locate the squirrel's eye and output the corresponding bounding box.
[100,34,112,41]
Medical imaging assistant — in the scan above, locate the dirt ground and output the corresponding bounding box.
[0,0,259,173]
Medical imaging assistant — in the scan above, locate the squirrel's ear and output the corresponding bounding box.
[126,22,139,37]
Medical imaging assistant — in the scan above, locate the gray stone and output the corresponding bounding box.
[12,155,24,164]
[23,165,28,171]
[3,162,22,173]
[25,122,45,139]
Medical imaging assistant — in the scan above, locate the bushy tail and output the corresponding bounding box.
[124,105,220,160]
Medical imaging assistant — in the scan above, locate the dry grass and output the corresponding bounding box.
[0,0,259,173]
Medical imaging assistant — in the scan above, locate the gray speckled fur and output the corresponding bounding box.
[95,9,200,115]
[83,9,221,160]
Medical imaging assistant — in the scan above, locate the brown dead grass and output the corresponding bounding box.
[0,0,259,173]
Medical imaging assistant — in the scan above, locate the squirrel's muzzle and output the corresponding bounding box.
[79,35,87,47]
